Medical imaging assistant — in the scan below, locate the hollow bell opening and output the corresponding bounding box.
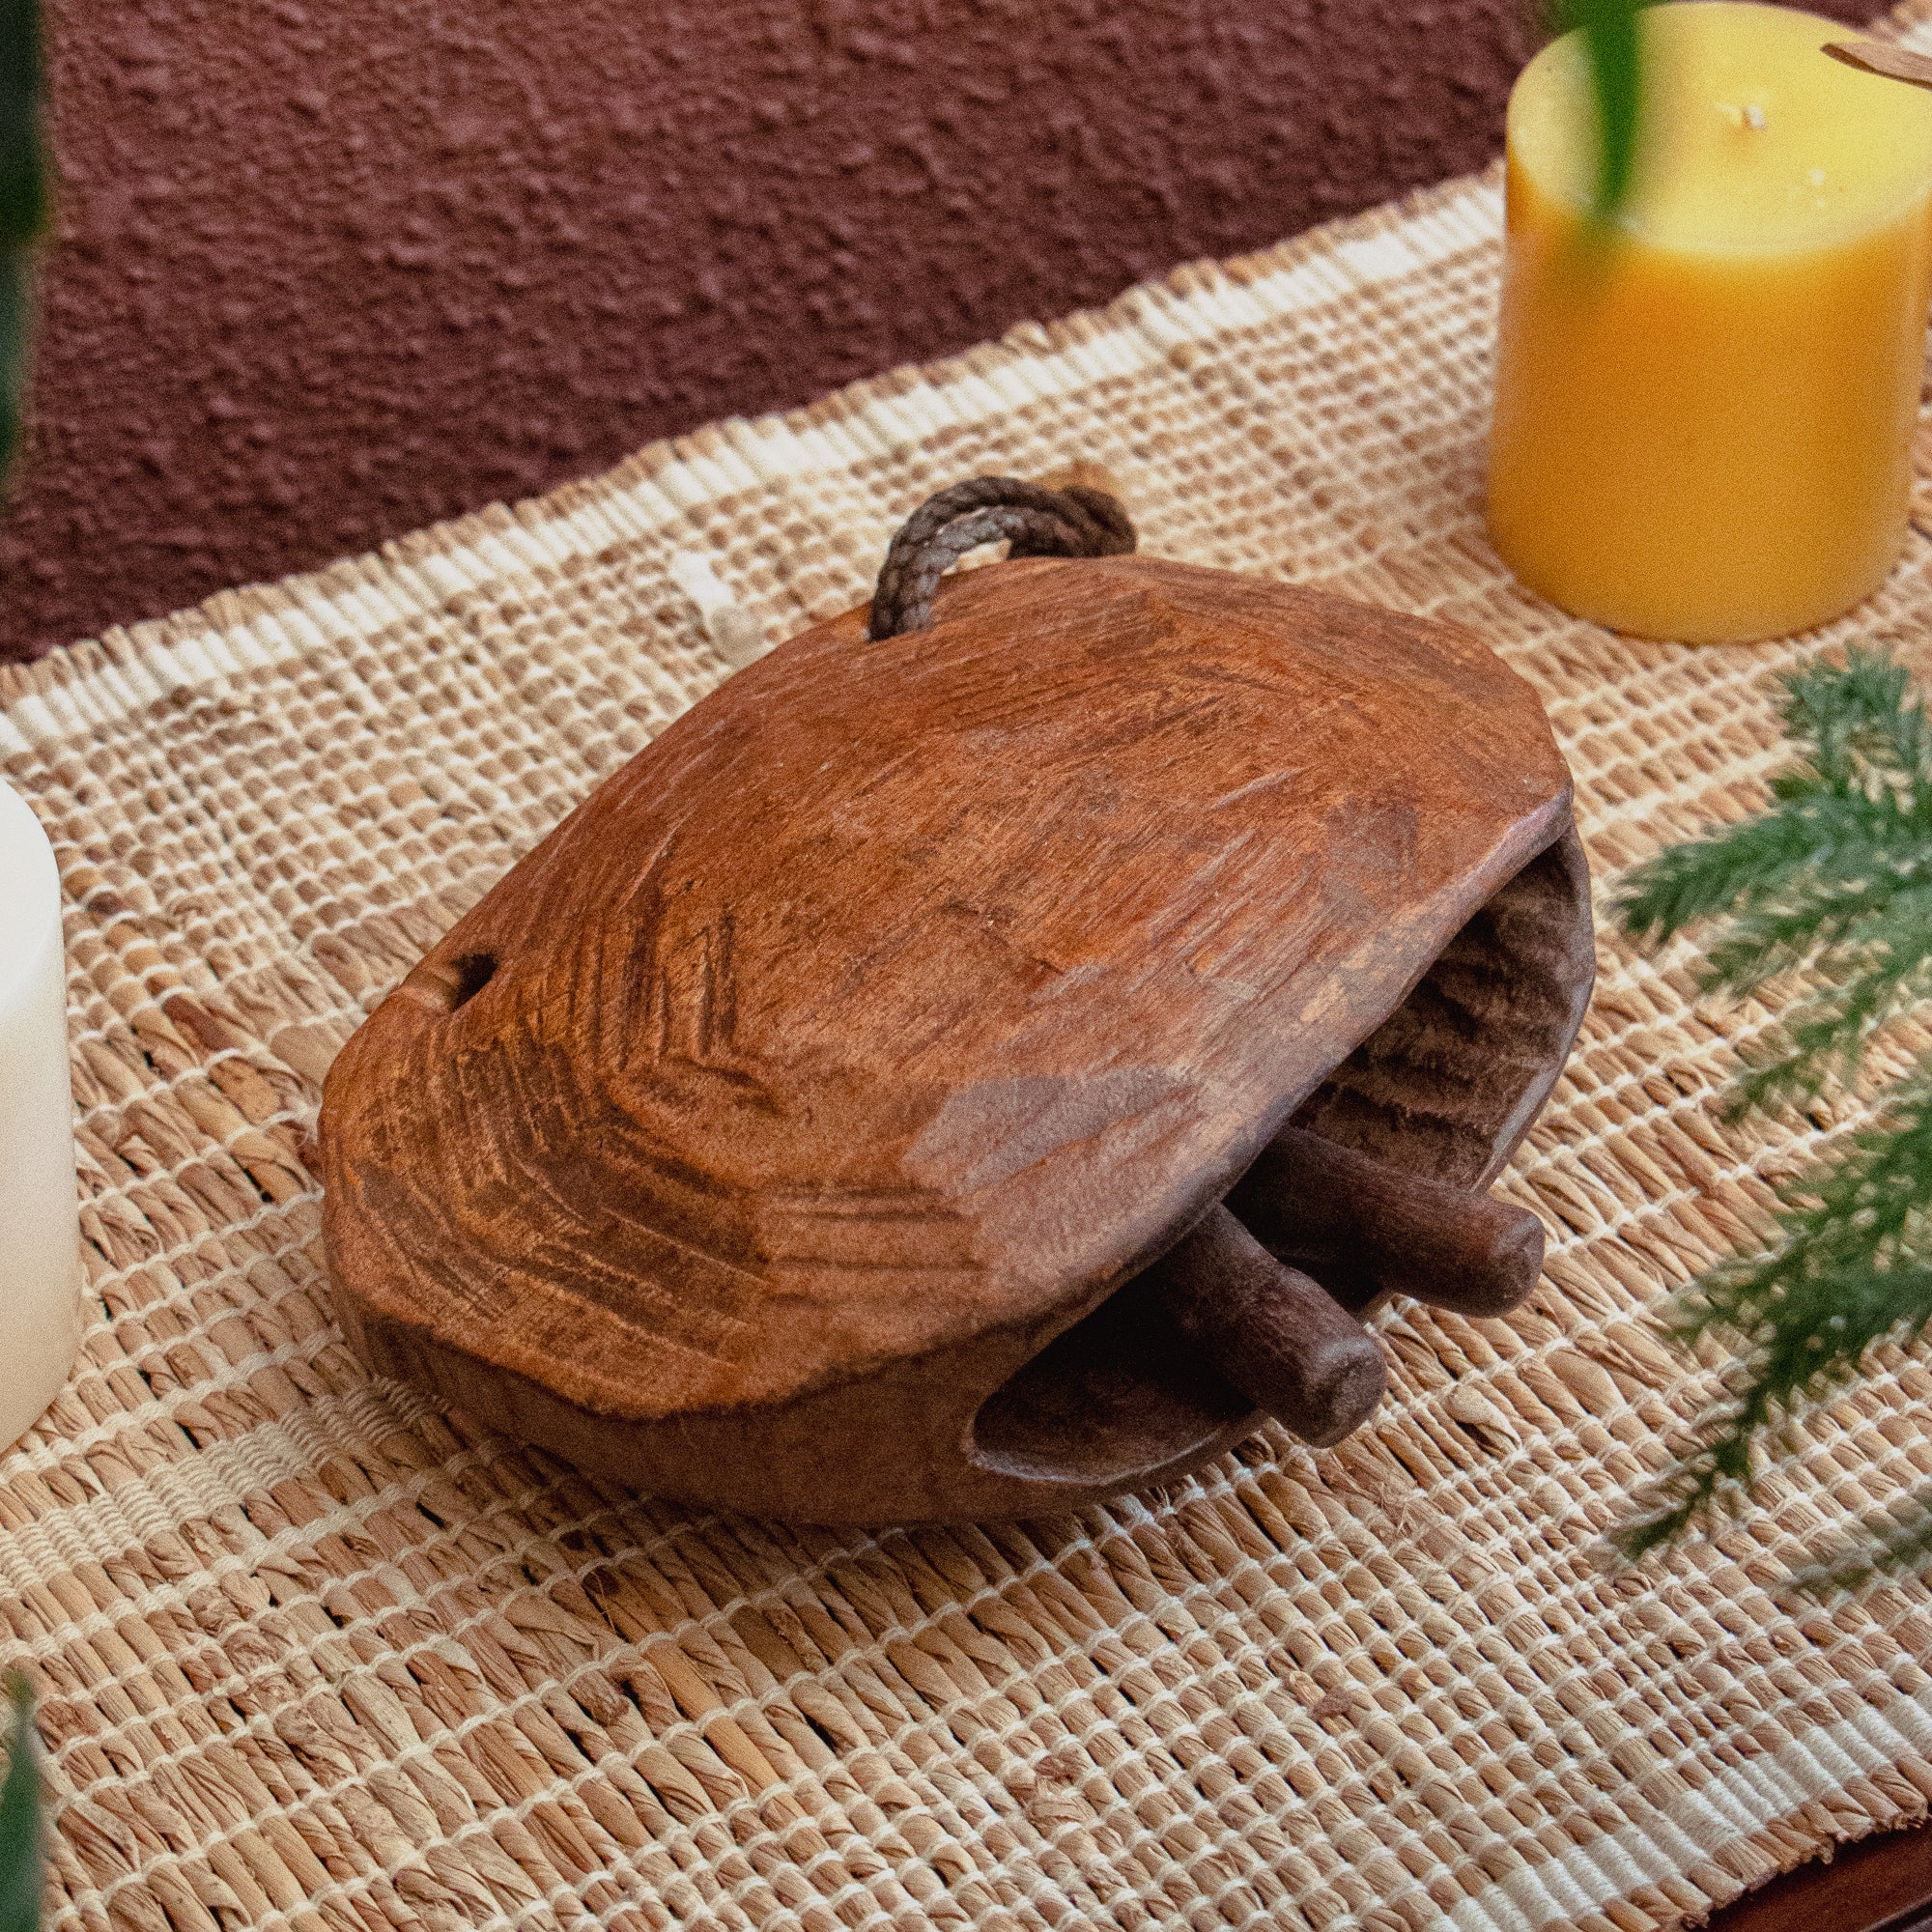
[1289,827,1594,1190]
[968,1272,1251,1485]
[964,826,1593,1488]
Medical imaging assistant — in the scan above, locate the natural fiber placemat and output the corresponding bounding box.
[18,48,1932,1932]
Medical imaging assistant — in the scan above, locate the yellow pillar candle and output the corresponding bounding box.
[1488,3,1932,643]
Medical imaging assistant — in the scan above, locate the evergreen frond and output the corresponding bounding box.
[1618,794,1905,949]
[0,0,41,496]
[1616,1082,1932,1557]
[0,1677,42,1932]
[1616,646,1932,1582]
[1781,645,1928,786]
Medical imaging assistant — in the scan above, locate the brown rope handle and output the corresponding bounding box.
[867,476,1136,641]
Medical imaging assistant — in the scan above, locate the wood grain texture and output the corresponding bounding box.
[1707,1822,1932,1932]
[321,551,1593,1520]
[1230,1123,1548,1317]
[1151,1204,1387,1446]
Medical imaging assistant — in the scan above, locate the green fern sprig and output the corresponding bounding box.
[1617,646,1932,1576]
[0,0,43,493]
[1624,648,1932,1109]
[0,1678,42,1932]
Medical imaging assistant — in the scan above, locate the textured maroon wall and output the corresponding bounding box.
[2,0,1890,660]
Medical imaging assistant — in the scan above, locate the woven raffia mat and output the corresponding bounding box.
[23,40,1932,1932]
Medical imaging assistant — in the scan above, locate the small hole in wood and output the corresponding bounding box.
[448,952,498,1009]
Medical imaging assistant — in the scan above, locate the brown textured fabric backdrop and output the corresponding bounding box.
[0,0,1889,663]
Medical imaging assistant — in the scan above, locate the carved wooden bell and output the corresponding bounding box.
[321,478,1594,1523]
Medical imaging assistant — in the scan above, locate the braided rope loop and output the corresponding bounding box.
[867,476,1136,641]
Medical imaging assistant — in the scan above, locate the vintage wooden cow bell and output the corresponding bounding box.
[321,477,1594,1523]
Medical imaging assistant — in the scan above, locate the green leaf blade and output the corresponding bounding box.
[1555,0,1647,219]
